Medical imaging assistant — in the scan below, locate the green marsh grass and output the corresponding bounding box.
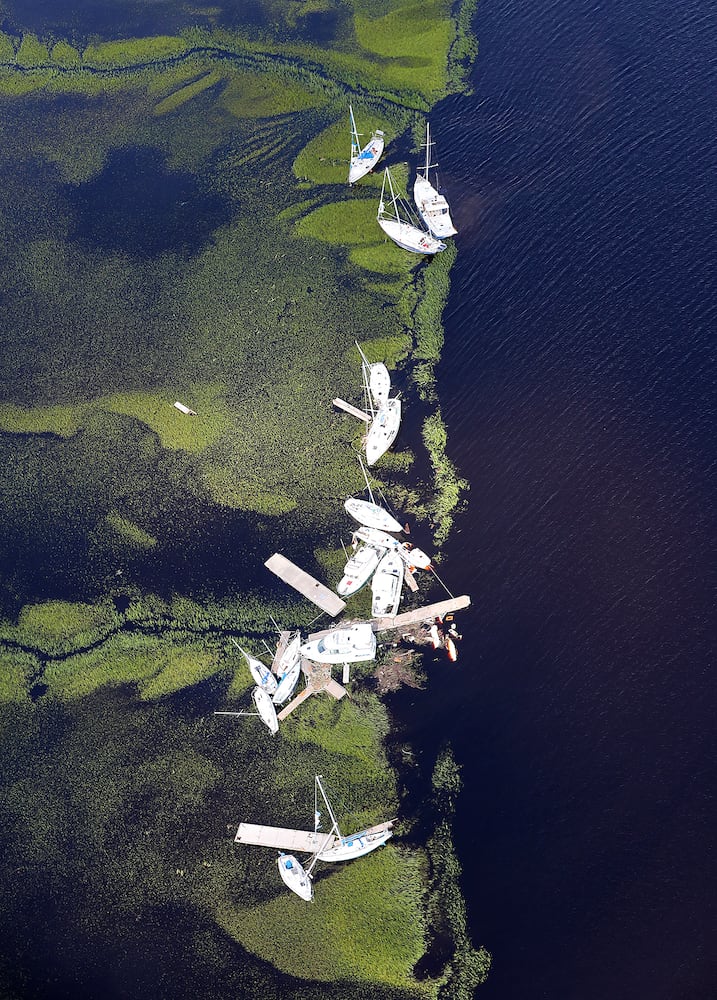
[0,650,36,703]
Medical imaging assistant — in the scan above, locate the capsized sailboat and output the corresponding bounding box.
[300,622,377,664]
[348,105,385,185]
[377,167,446,255]
[313,775,393,862]
[230,637,278,695]
[413,122,457,239]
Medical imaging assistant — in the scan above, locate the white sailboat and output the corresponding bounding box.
[230,637,277,695]
[365,398,402,466]
[344,496,403,533]
[353,524,402,552]
[413,122,457,239]
[272,631,302,705]
[356,340,390,410]
[313,775,393,862]
[348,105,384,185]
[300,622,377,664]
[371,549,404,618]
[277,853,314,901]
[377,167,446,255]
[337,542,382,597]
[252,686,279,735]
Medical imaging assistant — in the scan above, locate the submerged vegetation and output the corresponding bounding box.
[0,1,483,997]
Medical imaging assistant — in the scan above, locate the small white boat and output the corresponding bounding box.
[396,541,432,571]
[272,631,302,705]
[231,639,277,695]
[377,168,446,255]
[344,497,403,533]
[371,549,404,618]
[337,543,382,597]
[300,623,377,664]
[356,340,390,410]
[353,525,402,552]
[252,686,279,735]
[277,853,313,901]
[365,398,401,466]
[413,122,457,239]
[314,776,393,863]
[348,105,384,185]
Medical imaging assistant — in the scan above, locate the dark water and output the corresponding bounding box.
[403,0,716,997]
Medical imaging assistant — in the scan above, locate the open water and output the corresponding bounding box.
[403,0,716,997]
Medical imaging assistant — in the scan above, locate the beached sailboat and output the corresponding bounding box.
[356,340,390,410]
[300,622,377,664]
[365,398,401,466]
[371,549,404,617]
[413,122,457,239]
[377,167,446,255]
[272,631,302,705]
[348,105,384,185]
[252,686,279,735]
[277,853,314,901]
[337,542,382,597]
[344,496,403,533]
[397,541,432,571]
[313,775,394,862]
[230,637,277,695]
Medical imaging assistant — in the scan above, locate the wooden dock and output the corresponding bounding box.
[372,594,471,632]
[333,397,371,423]
[264,553,346,617]
[277,658,347,720]
[235,822,338,854]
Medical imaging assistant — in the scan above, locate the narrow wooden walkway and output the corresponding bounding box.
[265,553,346,617]
[276,658,347,721]
[372,594,471,632]
[235,822,338,854]
[333,397,371,423]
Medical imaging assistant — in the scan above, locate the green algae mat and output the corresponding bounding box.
[0,2,487,998]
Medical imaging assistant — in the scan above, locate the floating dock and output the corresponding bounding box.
[372,594,471,632]
[333,398,371,423]
[264,553,346,617]
[235,823,338,854]
[276,658,347,721]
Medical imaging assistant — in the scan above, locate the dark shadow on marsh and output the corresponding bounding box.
[67,146,234,260]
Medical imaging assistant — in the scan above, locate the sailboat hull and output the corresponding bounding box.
[316,823,394,862]
[349,132,385,184]
[252,686,279,735]
[414,174,458,238]
[377,216,446,254]
[337,543,382,597]
[277,854,313,900]
[371,549,404,618]
[344,497,403,533]
[365,398,401,466]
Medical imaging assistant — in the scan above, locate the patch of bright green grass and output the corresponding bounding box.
[0,402,82,437]
[0,649,36,703]
[284,695,386,768]
[101,385,230,453]
[16,34,49,66]
[82,36,189,67]
[50,41,80,66]
[105,512,158,549]
[220,845,429,990]
[0,32,17,61]
[4,599,121,657]
[221,70,326,119]
[153,69,226,116]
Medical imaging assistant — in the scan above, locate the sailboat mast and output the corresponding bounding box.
[423,122,431,180]
[315,775,343,840]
